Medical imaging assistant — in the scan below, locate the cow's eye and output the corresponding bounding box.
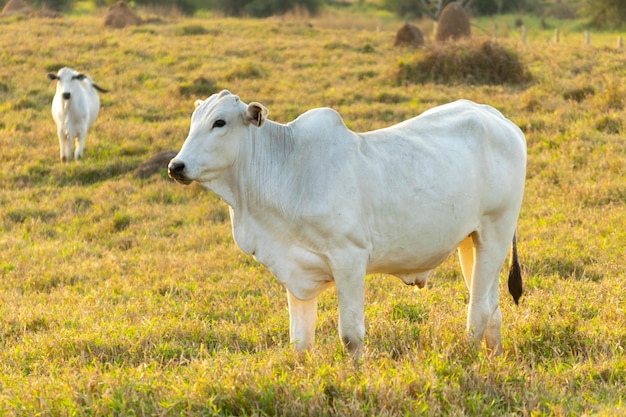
[213,120,226,128]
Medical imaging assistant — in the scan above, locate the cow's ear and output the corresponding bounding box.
[47,72,58,81]
[194,99,204,108]
[245,102,268,127]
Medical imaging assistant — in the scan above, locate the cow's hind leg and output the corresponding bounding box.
[466,230,512,355]
[287,289,317,353]
[458,235,475,290]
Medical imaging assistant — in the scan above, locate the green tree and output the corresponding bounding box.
[30,0,74,11]
[92,0,198,14]
[471,0,529,15]
[382,0,528,20]
[211,0,322,17]
[133,0,197,14]
[582,0,626,29]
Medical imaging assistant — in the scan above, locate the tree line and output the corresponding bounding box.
[19,0,626,30]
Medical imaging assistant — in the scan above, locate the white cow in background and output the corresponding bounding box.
[47,67,108,162]
[168,90,527,362]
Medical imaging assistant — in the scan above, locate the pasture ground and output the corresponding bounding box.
[0,11,625,416]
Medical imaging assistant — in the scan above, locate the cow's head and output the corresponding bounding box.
[47,67,108,99]
[168,90,268,185]
[47,67,87,101]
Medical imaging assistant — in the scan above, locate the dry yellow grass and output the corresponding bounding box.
[0,12,624,416]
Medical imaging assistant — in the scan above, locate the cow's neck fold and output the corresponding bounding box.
[206,120,295,213]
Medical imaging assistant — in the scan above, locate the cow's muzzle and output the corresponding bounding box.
[168,160,192,185]
[62,92,71,100]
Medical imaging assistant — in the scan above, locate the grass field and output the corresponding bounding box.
[0,10,625,416]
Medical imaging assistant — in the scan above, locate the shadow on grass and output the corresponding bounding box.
[14,159,139,187]
[516,319,595,361]
[526,257,603,282]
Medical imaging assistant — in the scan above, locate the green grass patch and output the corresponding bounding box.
[0,14,624,417]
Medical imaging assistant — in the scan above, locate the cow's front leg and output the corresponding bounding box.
[335,270,366,363]
[286,289,317,353]
[58,128,71,163]
[75,131,86,160]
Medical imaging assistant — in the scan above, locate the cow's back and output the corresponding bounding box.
[358,100,526,199]
[271,100,525,233]
[350,100,526,273]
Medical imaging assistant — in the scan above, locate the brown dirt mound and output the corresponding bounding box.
[394,23,424,47]
[104,0,141,29]
[134,150,178,179]
[435,2,471,42]
[1,0,31,16]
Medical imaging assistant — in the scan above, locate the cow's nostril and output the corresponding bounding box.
[62,92,71,100]
[168,161,185,177]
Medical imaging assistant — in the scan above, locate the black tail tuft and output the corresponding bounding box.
[92,83,109,93]
[507,232,523,305]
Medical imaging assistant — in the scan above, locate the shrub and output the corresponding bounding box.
[174,24,208,36]
[178,77,219,97]
[396,40,531,85]
[103,0,197,15]
[211,0,321,17]
[225,62,266,81]
[563,86,595,102]
[595,116,621,134]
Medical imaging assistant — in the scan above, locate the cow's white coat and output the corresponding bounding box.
[169,90,527,360]
[48,67,107,162]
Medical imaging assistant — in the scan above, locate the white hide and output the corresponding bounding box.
[169,90,527,360]
[48,67,106,162]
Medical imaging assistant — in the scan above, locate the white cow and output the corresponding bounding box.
[168,90,526,361]
[47,67,108,162]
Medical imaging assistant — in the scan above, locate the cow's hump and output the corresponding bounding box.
[290,107,350,136]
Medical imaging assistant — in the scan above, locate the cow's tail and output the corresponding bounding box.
[92,83,109,93]
[507,232,522,305]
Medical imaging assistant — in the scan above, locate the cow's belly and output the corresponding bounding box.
[364,207,472,272]
[366,244,455,277]
[233,194,474,300]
